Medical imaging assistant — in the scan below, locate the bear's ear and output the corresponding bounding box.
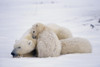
[28,40,32,45]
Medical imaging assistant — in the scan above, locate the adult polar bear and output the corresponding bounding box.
[32,23,61,57]
[11,23,92,58]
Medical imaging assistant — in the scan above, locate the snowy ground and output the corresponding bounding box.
[0,0,100,67]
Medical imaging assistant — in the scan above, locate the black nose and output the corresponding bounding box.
[11,52,18,57]
[11,52,15,56]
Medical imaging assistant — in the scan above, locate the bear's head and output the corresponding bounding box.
[11,39,35,58]
[31,23,45,39]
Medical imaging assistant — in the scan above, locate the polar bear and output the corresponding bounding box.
[11,29,37,58]
[18,37,92,57]
[31,23,72,40]
[60,37,92,55]
[32,23,61,57]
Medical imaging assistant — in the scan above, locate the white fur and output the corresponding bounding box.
[37,28,61,57]
[32,23,61,57]
[60,37,92,54]
[12,28,36,57]
[47,24,73,40]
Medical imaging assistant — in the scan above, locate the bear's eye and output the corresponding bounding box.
[18,47,21,49]
[33,31,35,33]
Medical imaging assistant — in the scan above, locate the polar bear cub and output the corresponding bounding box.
[60,37,92,54]
[32,23,61,57]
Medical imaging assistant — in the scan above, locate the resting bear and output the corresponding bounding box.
[11,23,72,58]
[11,23,92,58]
[11,29,37,57]
[60,37,92,54]
[32,23,61,57]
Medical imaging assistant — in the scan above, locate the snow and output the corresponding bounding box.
[0,0,100,67]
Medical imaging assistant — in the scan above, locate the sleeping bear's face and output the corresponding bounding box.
[31,23,45,39]
[11,39,35,58]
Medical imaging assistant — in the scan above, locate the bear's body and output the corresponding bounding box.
[11,29,37,57]
[11,23,92,58]
[37,29,61,57]
[32,23,61,57]
[47,24,73,40]
[60,37,92,54]
[19,37,92,57]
